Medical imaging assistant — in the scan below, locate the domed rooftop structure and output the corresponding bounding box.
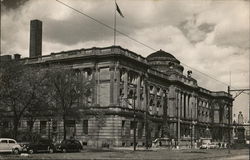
[147,50,184,74]
[147,49,177,59]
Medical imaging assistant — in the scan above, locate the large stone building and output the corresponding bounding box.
[1,45,233,147]
[0,20,233,148]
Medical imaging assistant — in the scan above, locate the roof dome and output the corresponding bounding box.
[147,50,177,60]
[146,49,183,74]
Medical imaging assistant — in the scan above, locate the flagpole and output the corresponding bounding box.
[114,0,117,46]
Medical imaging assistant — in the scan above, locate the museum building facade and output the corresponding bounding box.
[5,45,233,147]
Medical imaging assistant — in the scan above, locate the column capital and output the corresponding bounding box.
[175,89,180,93]
[109,64,116,70]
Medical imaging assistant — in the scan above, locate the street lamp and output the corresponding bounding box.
[205,126,210,138]
[190,124,192,148]
[48,119,52,140]
[120,88,137,151]
[190,108,193,149]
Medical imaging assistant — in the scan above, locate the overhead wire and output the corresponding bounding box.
[56,0,249,95]
[56,0,157,51]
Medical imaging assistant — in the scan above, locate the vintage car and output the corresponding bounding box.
[23,138,55,154]
[200,142,219,149]
[54,139,82,152]
[152,138,171,147]
[0,138,22,154]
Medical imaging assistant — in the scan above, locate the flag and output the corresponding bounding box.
[116,2,124,18]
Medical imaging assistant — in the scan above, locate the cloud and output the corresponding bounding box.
[179,17,216,44]
[1,0,29,11]
[1,0,249,119]
[196,0,249,49]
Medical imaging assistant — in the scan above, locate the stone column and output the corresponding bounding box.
[189,94,192,119]
[178,92,181,118]
[136,74,141,110]
[176,90,181,148]
[113,64,120,105]
[183,93,186,118]
[92,67,97,105]
[194,96,197,120]
[142,76,146,111]
[160,92,164,116]
[186,94,189,119]
[153,90,157,115]
[123,69,128,108]
[110,65,115,105]
[187,94,190,119]
[95,66,100,104]
[192,124,195,144]
[181,93,184,118]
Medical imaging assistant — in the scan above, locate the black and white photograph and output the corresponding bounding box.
[0,0,249,159]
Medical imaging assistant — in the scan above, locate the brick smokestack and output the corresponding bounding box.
[29,19,42,58]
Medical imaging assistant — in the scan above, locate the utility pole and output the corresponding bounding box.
[48,119,52,140]
[190,108,193,149]
[227,86,231,154]
[145,104,148,149]
[227,87,250,154]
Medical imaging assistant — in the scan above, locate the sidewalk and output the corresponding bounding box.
[112,146,198,151]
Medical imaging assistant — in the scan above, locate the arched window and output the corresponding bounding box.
[157,88,161,96]
[120,69,126,82]
[127,89,136,109]
[149,86,154,94]
[156,101,161,115]
[149,99,154,114]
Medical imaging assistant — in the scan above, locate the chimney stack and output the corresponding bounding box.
[29,19,42,58]
[0,55,12,62]
[14,54,21,60]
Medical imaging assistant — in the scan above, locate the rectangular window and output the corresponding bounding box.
[99,83,110,106]
[121,120,125,136]
[66,120,76,137]
[138,122,144,139]
[27,120,33,129]
[100,68,110,80]
[52,121,57,132]
[40,121,47,135]
[130,121,137,136]
[83,120,88,135]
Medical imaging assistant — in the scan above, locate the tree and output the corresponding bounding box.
[161,95,170,138]
[45,66,92,140]
[0,61,48,139]
[93,109,106,148]
[25,97,50,133]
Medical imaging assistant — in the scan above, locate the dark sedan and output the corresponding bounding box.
[55,139,82,153]
[23,139,55,154]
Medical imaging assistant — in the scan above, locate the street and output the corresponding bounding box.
[0,148,249,160]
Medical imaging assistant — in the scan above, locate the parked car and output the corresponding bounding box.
[200,142,219,149]
[55,139,82,152]
[200,143,209,149]
[152,138,170,147]
[209,142,219,149]
[23,138,55,154]
[0,138,22,154]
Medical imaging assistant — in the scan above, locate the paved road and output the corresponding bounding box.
[218,155,249,160]
[0,148,249,160]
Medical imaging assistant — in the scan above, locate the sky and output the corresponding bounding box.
[1,0,249,121]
